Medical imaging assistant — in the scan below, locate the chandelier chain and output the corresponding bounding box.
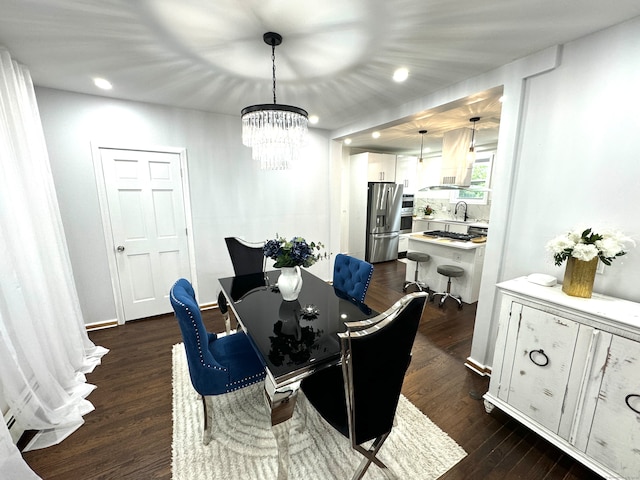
[271,42,277,104]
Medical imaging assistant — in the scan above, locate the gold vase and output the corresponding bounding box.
[562,257,598,298]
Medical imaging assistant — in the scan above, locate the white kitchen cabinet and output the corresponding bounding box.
[485,277,640,480]
[366,152,396,182]
[398,234,409,254]
[412,218,431,233]
[447,223,468,234]
[395,155,417,193]
[412,218,468,234]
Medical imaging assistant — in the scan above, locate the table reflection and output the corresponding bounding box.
[219,269,378,380]
[268,300,324,367]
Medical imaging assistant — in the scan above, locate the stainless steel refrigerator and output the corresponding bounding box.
[365,182,403,263]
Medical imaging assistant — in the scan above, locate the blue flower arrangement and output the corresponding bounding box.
[263,235,326,268]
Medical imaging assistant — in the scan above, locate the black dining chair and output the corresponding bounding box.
[217,237,265,333]
[170,278,266,445]
[301,292,428,480]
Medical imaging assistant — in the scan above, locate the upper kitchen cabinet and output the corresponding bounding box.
[395,155,418,193]
[366,152,397,182]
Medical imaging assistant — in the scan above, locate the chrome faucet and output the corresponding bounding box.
[454,201,468,221]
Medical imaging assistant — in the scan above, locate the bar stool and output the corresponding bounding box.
[403,252,430,293]
[431,265,464,309]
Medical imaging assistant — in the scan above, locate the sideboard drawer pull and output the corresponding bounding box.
[625,394,640,414]
[528,349,549,367]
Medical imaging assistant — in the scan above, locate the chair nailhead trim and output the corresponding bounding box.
[171,281,266,393]
[170,287,227,372]
[225,372,266,392]
[362,267,373,303]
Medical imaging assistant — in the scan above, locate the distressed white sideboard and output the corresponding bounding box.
[484,277,640,480]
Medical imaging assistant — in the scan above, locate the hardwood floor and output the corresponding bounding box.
[22,261,603,479]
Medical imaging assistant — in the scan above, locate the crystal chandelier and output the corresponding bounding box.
[241,32,308,170]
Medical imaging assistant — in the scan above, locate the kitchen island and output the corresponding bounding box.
[406,233,486,303]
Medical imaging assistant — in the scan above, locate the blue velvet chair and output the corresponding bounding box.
[301,292,428,480]
[217,237,265,333]
[170,278,266,444]
[333,253,374,304]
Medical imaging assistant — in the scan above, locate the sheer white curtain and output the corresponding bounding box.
[0,47,108,477]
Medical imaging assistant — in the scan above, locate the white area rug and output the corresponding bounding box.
[172,343,466,480]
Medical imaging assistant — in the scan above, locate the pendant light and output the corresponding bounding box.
[418,129,427,162]
[241,32,309,170]
[467,117,480,162]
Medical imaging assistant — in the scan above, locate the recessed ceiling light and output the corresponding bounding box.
[372,131,381,139]
[308,115,319,124]
[93,78,113,90]
[499,95,505,102]
[344,138,352,145]
[393,68,409,82]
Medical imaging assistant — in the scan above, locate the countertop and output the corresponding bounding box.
[408,233,486,250]
[413,217,490,229]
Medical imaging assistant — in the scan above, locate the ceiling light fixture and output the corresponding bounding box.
[241,32,308,170]
[372,131,381,139]
[393,68,409,82]
[93,77,112,90]
[468,116,480,161]
[418,129,427,163]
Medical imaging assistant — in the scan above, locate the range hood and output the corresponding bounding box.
[420,127,474,191]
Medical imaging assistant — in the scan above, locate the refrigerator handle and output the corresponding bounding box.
[372,232,399,239]
[384,187,389,212]
[377,187,389,228]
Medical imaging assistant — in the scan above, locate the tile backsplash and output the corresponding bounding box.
[415,196,491,223]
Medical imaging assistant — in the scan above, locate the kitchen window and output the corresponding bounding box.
[450,153,493,205]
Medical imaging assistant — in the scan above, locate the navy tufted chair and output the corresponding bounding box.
[333,254,374,304]
[170,278,266,444]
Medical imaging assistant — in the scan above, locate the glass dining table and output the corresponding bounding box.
[218,268,378,480]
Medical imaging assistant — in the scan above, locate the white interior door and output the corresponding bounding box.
[99,147,191,321]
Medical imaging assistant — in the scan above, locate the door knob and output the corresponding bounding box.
[116,245,125,252]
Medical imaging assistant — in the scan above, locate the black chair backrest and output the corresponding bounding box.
[340,292,427,445]
[225,237,265,276]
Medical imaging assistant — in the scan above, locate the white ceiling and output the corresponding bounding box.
[1,0,639,154]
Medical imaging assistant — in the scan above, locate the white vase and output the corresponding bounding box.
[278,266,303,301]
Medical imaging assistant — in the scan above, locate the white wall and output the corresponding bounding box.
[35,88,333,325]
[470,16,640,370]
[333,16,640,373]
[501,21,640,290]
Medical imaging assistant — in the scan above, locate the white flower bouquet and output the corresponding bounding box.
[546,228,635,266]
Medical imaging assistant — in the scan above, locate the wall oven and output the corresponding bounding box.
[400,194,414,234]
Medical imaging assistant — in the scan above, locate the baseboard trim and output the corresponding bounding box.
[465,356,492,376]
[86,320,118,331]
